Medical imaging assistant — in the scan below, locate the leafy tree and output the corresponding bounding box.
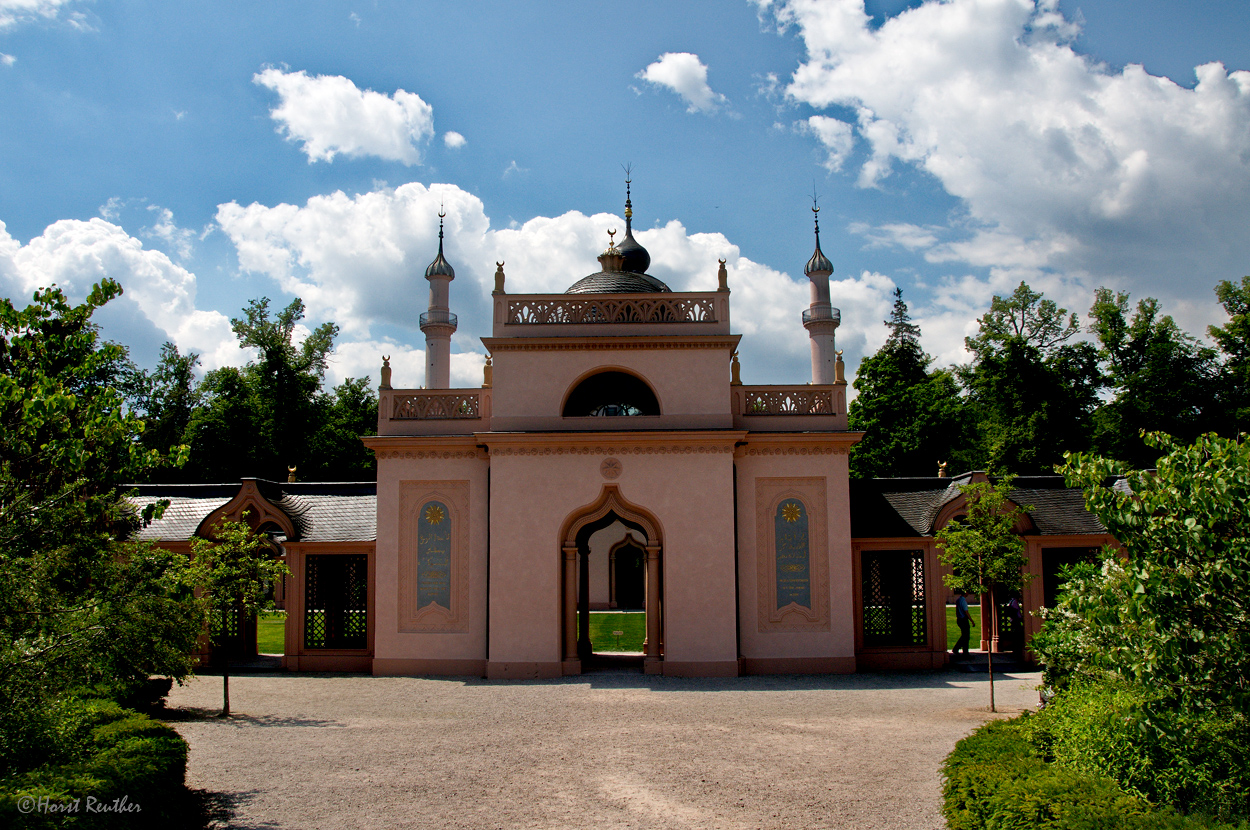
[960,282,1100,474]
[936,478,1032,712]
[190,518,289,717]
[1088,289,1218,466]
[849,289,968,477]
[306,376,379,481]
[125,342,202,479]
[0,282,202,774]
[1209,276,1250,436]
[181,297,375,483]
[1037,432,1250,713]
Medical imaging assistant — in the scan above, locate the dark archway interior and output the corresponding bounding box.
[563,371,660,417]
[574,510,649,661]
[614,541,645,610]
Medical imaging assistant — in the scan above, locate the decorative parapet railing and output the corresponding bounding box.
[740,386,836,416]
[392,390,481,420]
[505,295,718,325]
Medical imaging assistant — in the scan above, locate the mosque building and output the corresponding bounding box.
[133,186,1115,677]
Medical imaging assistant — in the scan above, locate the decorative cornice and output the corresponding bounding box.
[490,444,734,456]
[374,449,484,460]
[481,335,740,353]
[741,446,848,456]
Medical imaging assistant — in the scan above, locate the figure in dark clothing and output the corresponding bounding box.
[953,591,971,656]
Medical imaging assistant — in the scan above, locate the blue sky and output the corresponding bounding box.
[2,0,1248,389]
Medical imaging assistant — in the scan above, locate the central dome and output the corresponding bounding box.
[566,270,671,294]
[566,182,667,294]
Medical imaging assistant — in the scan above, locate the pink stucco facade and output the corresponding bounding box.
[363,237,874,678]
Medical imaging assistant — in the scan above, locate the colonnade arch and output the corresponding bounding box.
[559,485,663,671]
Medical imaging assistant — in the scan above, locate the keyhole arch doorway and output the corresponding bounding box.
[559,485,663,672]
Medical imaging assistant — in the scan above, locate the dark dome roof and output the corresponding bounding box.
[425,248,455,279]
[617,227,650,274]
[566,271,671,294]
[805,244,833,276]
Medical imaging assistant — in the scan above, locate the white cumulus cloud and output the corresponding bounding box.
[803,115,855,171]
[637,52,728,113]
[0,218,238,369]
[254,68,435,164]
[443,131,466,149]
[764,0,1250,339]
[0,0,80,28]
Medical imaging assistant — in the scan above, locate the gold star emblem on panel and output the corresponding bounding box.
[425,505,445,525]
[782,502,802,523]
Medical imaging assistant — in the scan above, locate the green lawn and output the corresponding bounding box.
[589,611,645,653]
[257,611,286,654]
[945,605,979,651]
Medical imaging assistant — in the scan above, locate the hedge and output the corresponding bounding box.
[0,700,189,829]
[942,717,1250,830]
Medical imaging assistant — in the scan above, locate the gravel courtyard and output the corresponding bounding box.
[166,669,1041,830]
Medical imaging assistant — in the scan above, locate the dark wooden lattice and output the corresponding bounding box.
[304,554,368,650]
[861,550,926,647]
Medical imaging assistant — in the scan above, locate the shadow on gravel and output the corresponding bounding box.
[466,669,1041,693]
[161,707,343,728]
[179,787,279,829]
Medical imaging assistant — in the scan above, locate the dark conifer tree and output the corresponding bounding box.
[848,288,967,478]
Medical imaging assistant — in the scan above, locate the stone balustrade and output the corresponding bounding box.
[391,390,481,420]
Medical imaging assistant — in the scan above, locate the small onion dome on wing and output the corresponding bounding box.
[804,207,834,276]
[617,177,651,274]
[424,212,455,279]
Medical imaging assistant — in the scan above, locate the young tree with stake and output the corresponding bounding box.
[936,479,1031,712]
[190,517,289,716]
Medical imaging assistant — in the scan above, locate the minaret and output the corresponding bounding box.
[420,209,457,389]
[802,204,841,384]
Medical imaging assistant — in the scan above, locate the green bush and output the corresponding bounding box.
[943,715,1250,830]
[0,699,189,829]
[1031,683,1250,822]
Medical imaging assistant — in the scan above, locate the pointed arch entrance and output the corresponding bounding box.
[559,485,662,673]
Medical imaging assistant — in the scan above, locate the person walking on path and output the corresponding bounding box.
[953,591,971,656]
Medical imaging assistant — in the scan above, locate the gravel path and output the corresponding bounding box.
[165,669,1041,830]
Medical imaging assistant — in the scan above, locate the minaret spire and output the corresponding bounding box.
[616,164,650,274]
[420,206,458,388]
[801,195,841,385]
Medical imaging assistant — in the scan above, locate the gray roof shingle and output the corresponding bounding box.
[127,480,376,543]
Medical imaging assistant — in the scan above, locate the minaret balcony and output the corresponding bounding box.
[420,309,459,330]
[802,305,841,327]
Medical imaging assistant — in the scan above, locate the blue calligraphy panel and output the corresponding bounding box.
[417,500,452,610]
[774,499,811,610]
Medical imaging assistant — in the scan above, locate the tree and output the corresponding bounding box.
[0,281,202,774]
[936,478,1032,712]
[849,289,968,477]
[960,282,1100,474]
[125,342,202,480]
[1037,432,1250,713]
[180,297,375,483]
[1209,276,1250,436]
[1088,289,1218,467]
[190,518,289,717]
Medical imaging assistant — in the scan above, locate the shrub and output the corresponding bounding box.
[943,715,1250,830]
[1032,683,1250,822]
[0,699,189,829]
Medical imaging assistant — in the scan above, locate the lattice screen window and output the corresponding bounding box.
[860,550,927,647]
[304,554,369,650]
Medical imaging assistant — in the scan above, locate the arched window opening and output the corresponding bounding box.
[562,371,660,417]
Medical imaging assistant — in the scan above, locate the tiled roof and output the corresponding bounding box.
[850,475,1110,539]
[565,270,672,294]
[126,481,377,543]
